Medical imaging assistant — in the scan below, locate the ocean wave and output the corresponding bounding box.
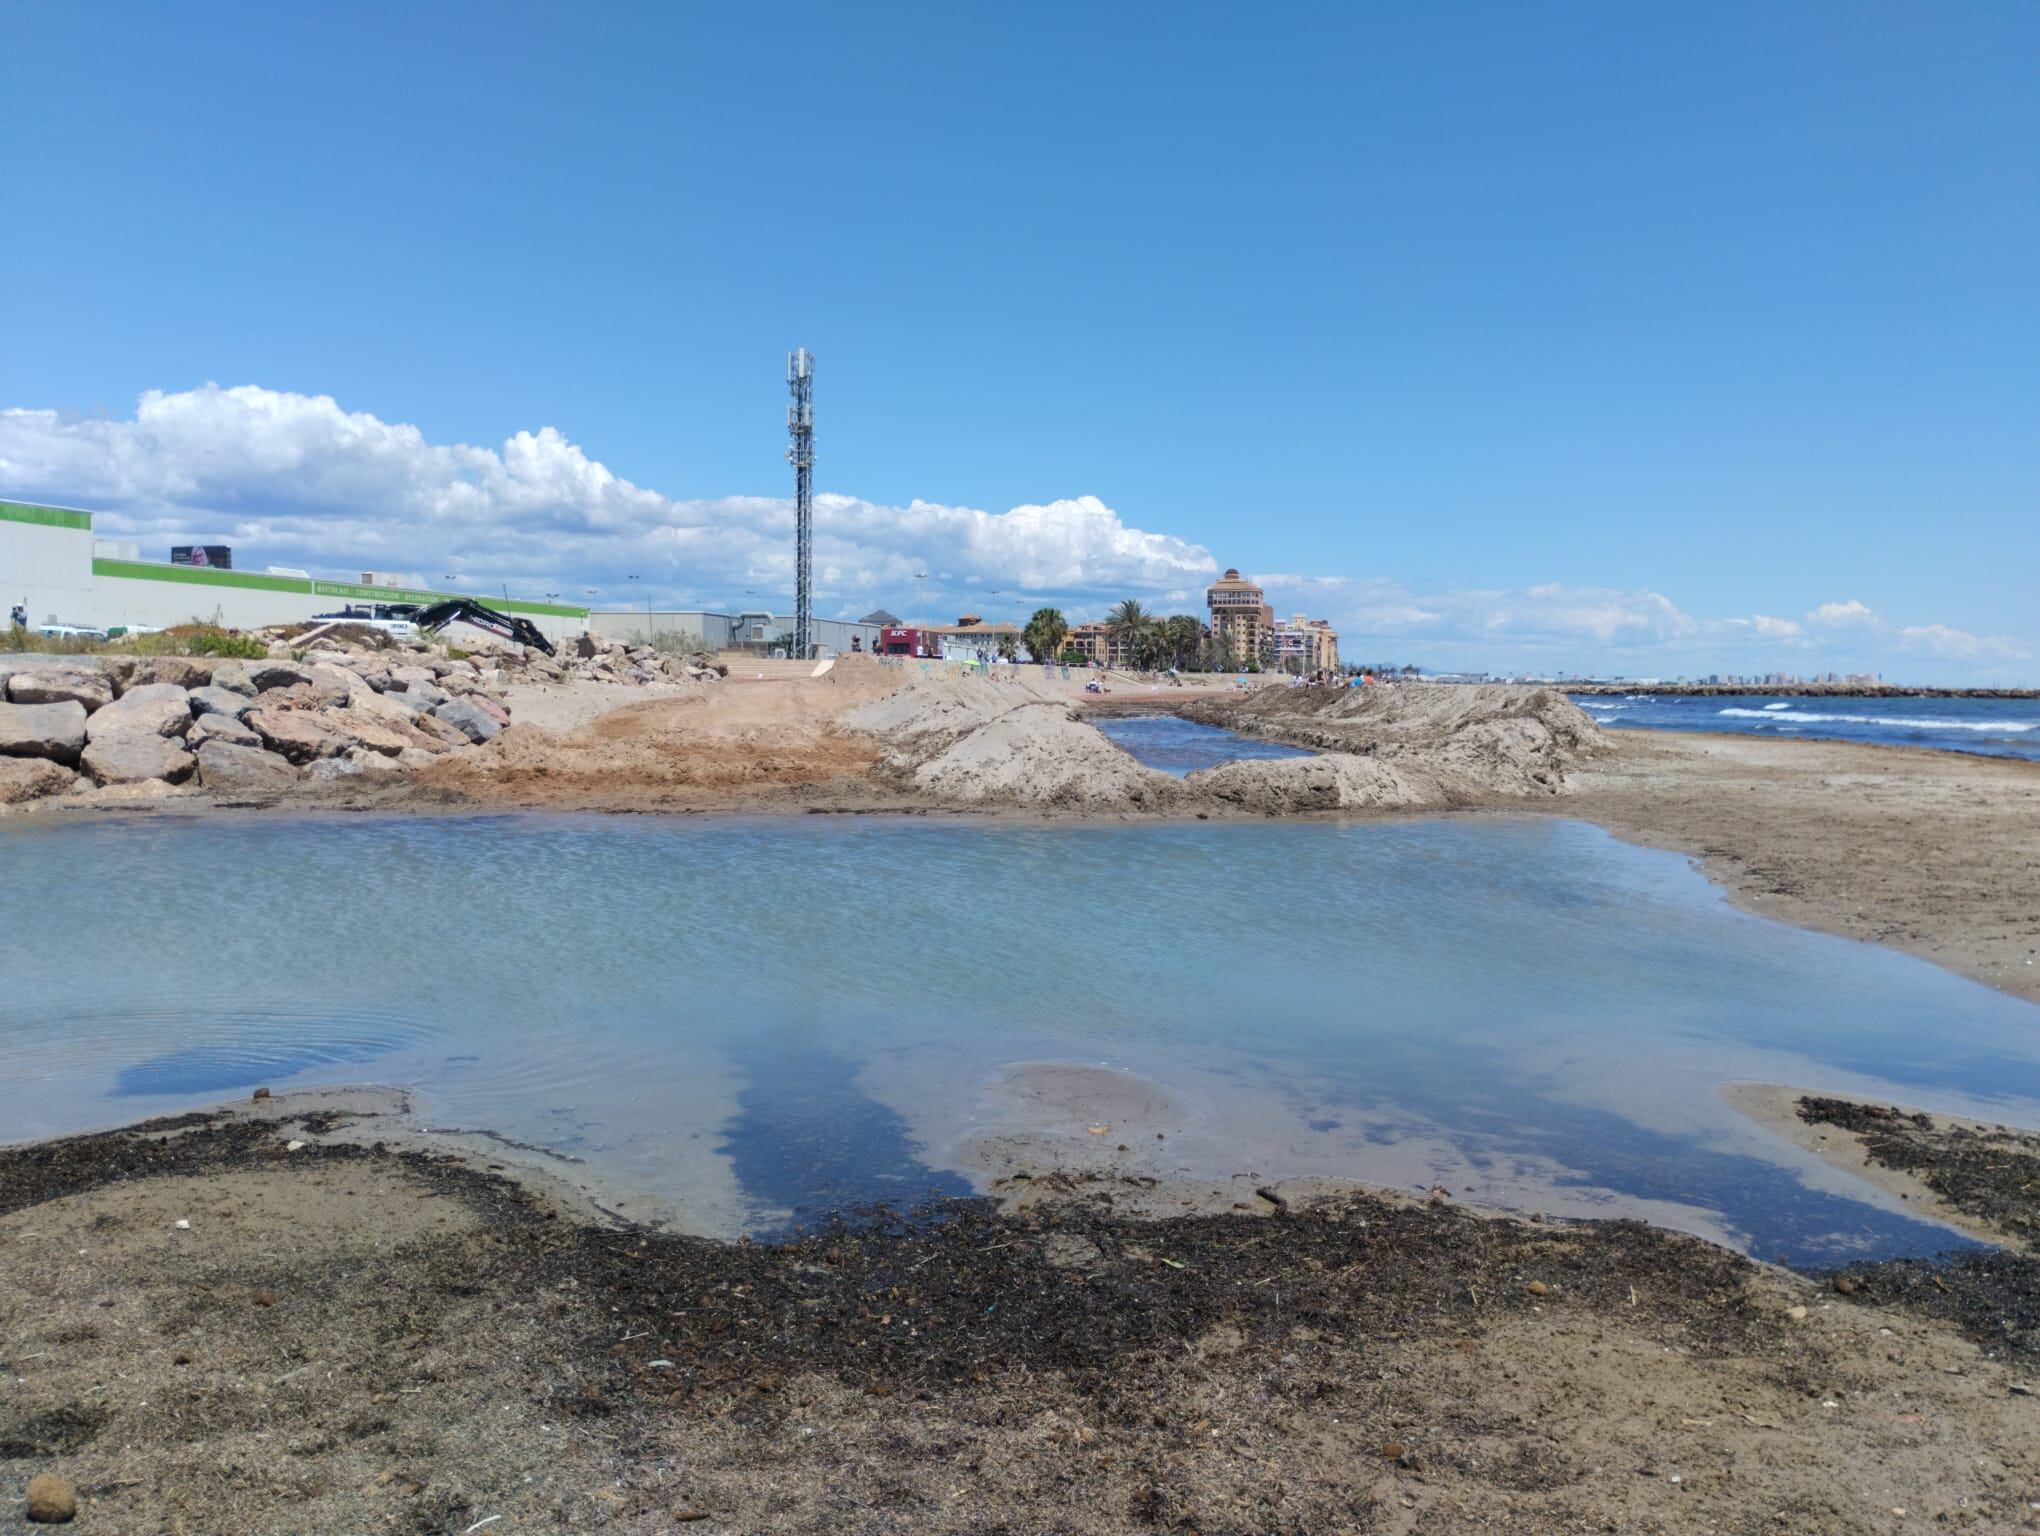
[1718,708,2036,733]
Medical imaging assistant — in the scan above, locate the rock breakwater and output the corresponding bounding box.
[0,632,720,813]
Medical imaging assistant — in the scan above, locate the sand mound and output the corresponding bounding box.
[842,670,1074,740]
[912,702,1179,810]
[1188,753,1423,813]
[1185,683,1602,801]
[848,675,1179,810]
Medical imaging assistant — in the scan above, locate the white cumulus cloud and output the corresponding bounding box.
[0,385,1217,615]
[1807,599,1879,627]
[1,384,2029,680]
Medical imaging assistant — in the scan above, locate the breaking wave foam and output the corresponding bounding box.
[1718,708,2036,733]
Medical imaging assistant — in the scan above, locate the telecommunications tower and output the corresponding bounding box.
[786,348,815,659]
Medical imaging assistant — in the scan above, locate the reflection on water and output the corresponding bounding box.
[1095,713,1315,776]
[3,812,2037,1264]
[718,1045,973,1237]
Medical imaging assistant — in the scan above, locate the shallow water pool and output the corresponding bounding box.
[1093,713,1315,775]
[3,812,2036,1264]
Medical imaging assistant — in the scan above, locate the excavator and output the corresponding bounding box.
[410,597,557,656]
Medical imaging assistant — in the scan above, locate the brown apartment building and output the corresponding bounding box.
[1064,621,1137,668]
[1206,567,1274,664]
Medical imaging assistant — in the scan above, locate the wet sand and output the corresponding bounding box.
[7,1094,2039,1535]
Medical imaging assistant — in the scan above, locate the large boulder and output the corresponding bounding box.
[0,757,73,804]
[188,685,254,719]
[408,710,473,749]
[6,668,113,711]
[131,656,212,690]
[190,711,262,748]
[250,660,315,692]
[82,732,195,785]
[0,700,88,763]
[305,663,360,707]
[468,694,511,726]
[196,739,300,793]
[363,687,428,717]
[431,696,502,744]
[345,685,430,729]
[316,711,418,758]
[207,660,257,696]
[389,665,438,690]
[85,683,192,741]
[245,706,348,764]
[305,756,367,782]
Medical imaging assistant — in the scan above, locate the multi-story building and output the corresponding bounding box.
[1206,568,1273,665]
[1065,621,1136,668]
[1273,613,1340,674]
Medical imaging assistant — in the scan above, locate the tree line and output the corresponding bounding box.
[1018,600,1254,672]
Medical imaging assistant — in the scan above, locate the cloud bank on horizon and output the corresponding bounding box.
[1,384,2025,679]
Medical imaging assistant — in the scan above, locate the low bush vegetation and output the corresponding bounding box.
[3,621,269,660]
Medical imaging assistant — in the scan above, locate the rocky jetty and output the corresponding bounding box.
[0,632,722,812]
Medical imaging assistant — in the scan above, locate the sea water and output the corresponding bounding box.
[4,812,2037,1266]
[1573,693,2040,761]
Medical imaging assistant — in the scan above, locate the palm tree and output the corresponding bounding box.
[1022,607,1068,663]
[1128,622,1168,671]
[1105,599,1151,667]
[1162,614,1204,670]
[996,631,1019,661]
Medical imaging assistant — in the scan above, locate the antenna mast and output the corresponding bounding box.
[786,348,815,659]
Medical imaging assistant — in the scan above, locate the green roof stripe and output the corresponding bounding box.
[1,500,93,531]
[94,559,312,594]
[91,559,586,619]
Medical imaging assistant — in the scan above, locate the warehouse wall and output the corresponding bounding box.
[2,502,96,625]
[589,610,881,655]
[2,501,588,646]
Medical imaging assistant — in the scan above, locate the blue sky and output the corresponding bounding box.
[2,1,2034,679]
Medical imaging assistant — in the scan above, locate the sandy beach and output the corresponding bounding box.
[4,1089,2036,1535]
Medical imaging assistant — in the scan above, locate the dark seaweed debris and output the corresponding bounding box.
[1797,1095,2040,1247]
[1,1109,1771,1411]
[1797,1095,2040,1361]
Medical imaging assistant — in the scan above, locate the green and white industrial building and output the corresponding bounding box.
[3,498,591,645]
[4,498,886,656]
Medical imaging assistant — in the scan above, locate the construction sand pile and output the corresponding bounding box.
[912,702,1180,810]
[847,676,1605,816]
[1188,751,1424,812]
[1182,683,1604,808]
[846,675,1179,811]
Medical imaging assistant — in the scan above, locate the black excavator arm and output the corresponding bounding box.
[411,597,557,656]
